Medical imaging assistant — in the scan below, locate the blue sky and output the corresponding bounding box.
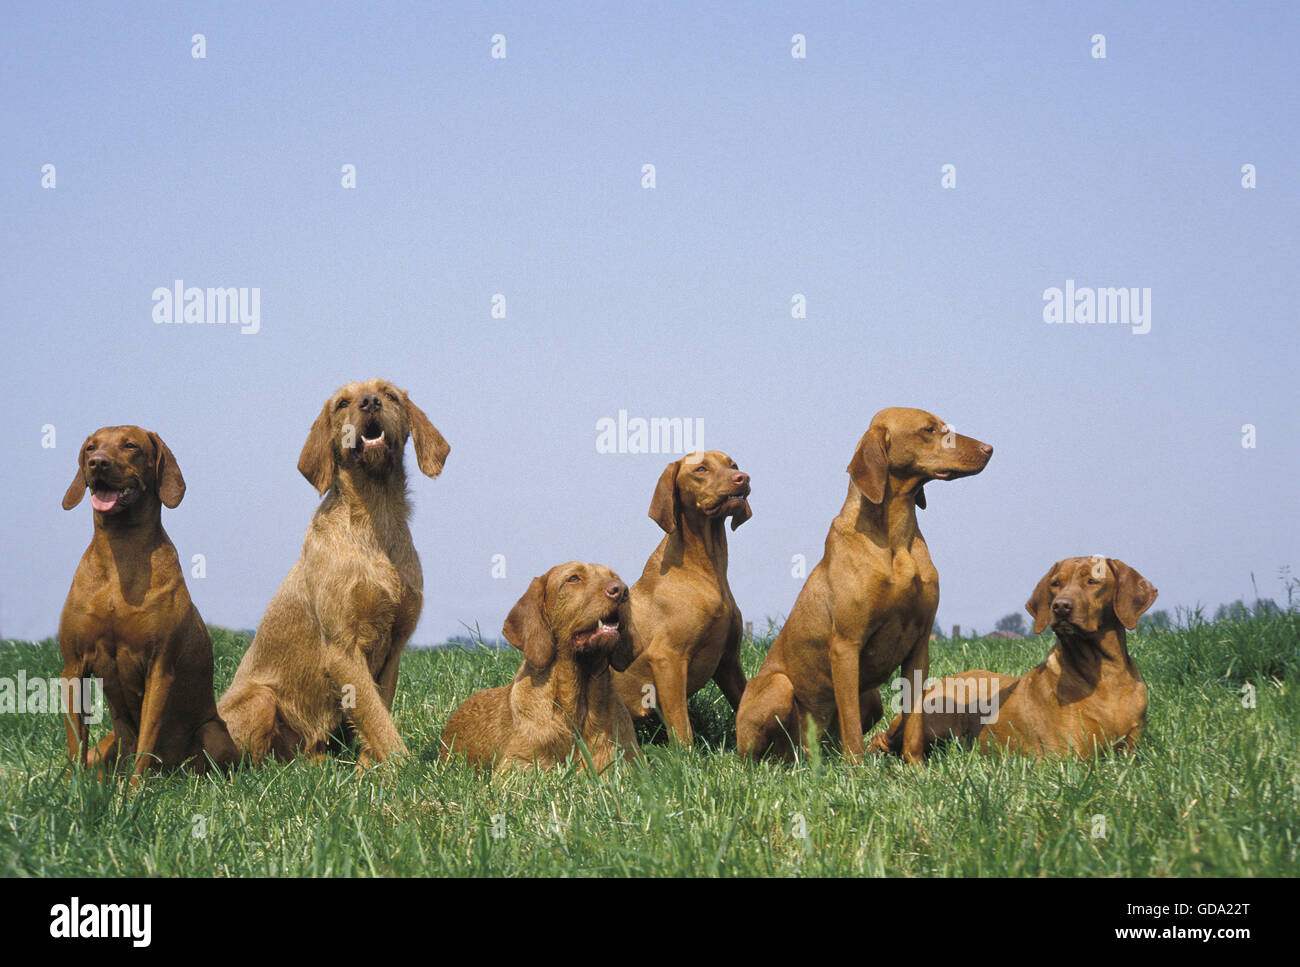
[3,2,1297,645]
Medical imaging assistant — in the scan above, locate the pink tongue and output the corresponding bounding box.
[90,491,119,512]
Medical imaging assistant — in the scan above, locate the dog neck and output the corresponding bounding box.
[1045,620,1137,699]
[843,482,922,547]
[539,651,613,725]
[90,494,166,549]
[665,509,730,584]
[330,463,412,543]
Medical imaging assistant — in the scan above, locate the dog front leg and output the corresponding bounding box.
[713,619,748,711]
[59,659,90,769]
[326,648,408,767]
[896,637,931,765]
[130,664,175,786]
[648,649,691,744]
[829,633,866,762]
[375,642,405,711]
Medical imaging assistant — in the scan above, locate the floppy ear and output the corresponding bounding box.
[1024,561,1063,635]
[846,425,888,503]
[610,604,636,672]
[503,576,554,669]
[1108,559,1158,630]
[297,401,336,495]
[915,486,927,511]
[148,432,186,508]
[405,394,450,479]
[62,437,90,510]
[730,498,753,531]
[648,460,682,533]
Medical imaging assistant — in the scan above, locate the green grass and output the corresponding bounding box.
[1,612,1296,876]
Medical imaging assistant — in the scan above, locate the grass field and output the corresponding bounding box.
[1,610,1296,877]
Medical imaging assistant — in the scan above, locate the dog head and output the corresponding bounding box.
[297,378,450,494]
[847,407,992,508]
[502,562,634,672]
[62,425,185,516]
[648,450,752,533]
[1025,556,1158,636]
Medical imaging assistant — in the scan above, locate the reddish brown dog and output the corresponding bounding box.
[869,557,1156,757]
[440,562,638,772]
[736,407,992,764]
[612,450,751,743]
[58,426,237,784]
[219,379,449,767]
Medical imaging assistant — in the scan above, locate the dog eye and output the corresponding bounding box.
[123,442,137,450]
[85,444,95,452]
[335,399,350,411]
[566,573,581,583]
[384,392,398,403]
[694,465,708,473]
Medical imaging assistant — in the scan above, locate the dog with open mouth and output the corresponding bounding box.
[440,562,638,772]
[612,450,752,743]
[58,425,238,783]
[218,379,449,767]
[869,557,1156,757]
[736,407,993,764]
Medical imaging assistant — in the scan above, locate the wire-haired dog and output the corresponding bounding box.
[440,562,638,772]
[219,379,449,766]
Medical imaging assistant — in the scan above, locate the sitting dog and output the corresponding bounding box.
[869,557,1156,757]
[219,379,449,766]
[440,562,638,772]
[612,450,751,743]
[736,407,992,763]
[59,425,238,783]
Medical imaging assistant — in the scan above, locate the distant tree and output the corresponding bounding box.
[1252,598,1280,617]
[1138,609,1172,631]
[931,622,946,640]
[995,612,1028,636]
[1213,600,1251,624]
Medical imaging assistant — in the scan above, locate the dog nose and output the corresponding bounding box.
[1052,597,1072,616]
[979,443,993,456]
[733,472,749,487]
[87,454,110,472]
[359,394,381,413]
[604,581,627,601]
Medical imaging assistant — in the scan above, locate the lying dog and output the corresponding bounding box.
[219,379,449,766]
[440,562,638,772]
[59,425,238,783]
[869,557,1156,757]
[736,407,992,763]
[612,451,751,743]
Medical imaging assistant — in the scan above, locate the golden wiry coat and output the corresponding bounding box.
[218,379,449,765]
[440,562,638,773]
